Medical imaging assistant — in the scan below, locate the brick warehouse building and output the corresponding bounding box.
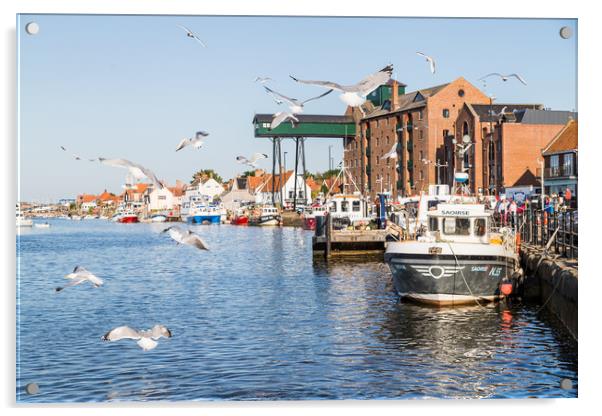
[343,77,491,199]
[448,105,577,195]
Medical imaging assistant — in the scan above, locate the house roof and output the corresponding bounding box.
[256,170,295,192]
[79,194,97,203]
[247,175,266,193]
[98,190,115,201]
[513,109,577,125]
[467,103,544,123]
[306,177,321,192]
[167,186,184,197]
[543,119,578,155]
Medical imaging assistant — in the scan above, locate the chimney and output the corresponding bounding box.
[392,80,399,110]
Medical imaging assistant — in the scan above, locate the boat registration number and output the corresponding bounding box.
[429,247,442,255]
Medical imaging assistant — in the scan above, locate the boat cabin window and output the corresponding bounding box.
[341,201,350,212]
[475,218,486,236]
[443,218,470,236]
[329,201,337,212]
[429,217,439,231]
[352,201,361,212]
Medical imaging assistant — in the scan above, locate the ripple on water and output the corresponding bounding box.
[17,219,577,402]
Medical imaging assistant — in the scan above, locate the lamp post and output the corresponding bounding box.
[328,145,333,171]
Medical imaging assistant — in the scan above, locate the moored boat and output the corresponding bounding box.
[249,205,281,226]
[186,204,221,225]
[16,212,33,227]
[384,203,521,306]
[118,211,139,223]
[302,204,328,230]
[231,208,249,225]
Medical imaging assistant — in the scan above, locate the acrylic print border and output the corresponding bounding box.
[4,0,583,413]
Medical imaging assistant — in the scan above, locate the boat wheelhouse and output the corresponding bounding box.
[249,205,281,226]
[384,203,520,306]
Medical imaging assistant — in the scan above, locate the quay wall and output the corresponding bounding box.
[520,245,578,340]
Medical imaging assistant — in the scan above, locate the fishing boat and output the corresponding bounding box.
[185,204,221,224]
[301,204,328,230]
[249,205,282,226]
[384,203,521,306]
[326,193,372,229]
[231,208,249,225]
[117,211,139,223]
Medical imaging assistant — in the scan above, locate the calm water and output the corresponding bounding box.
[16,219,577,402]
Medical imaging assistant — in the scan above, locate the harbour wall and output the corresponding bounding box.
[520,244,578,340]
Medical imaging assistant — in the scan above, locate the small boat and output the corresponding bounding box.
[16,212,33,227]
[70,215,83,221]
[34,222,51,228]
[186,204,221,225]
[249,205,282,226]
[150,214,168,223]
[301,204,328,230]
[231,208,249,225]
[117,211,139,223]
[326,193,372,230]
[384,203,521,306]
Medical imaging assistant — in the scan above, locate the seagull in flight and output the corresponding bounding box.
[162,225,209,250]
[489,106,508,118]
[102,325,172,351]
[264,86,333,114]
[236,153,269,168]
[381,143,398,160]
[290,64,393,114]
[98,158,165,190]
[416,52,436,74]
[270,111,299,130]
[55,266,104,292]
[177,24,206,47]
[175,131,209,152]
[479,73,527,85]
[60,145,96,161]
[254,76,272,84]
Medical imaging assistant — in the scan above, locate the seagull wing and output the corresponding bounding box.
[353,64,394,95]
[301,89,334,105]
[183,232,209,250]
[249,153,268,164]
[85,273,104,287]
[150,324,173,340]
[270,112,289,129]
[416,51,428,58]
[264,86,298,107]
[162,225,186,244]
[478,73,503,81]
[55,276,87,292]
[176,138,191,152]
[289,76,346,92]
[381,143,398,159]
[177,24,193,35]
[509,73,527,85]
[60,146,67,151]
[102,326,141,341]
[429,58,436,74]
[196,131,210,138]
[99,158,164,189]
[193,35,207,47]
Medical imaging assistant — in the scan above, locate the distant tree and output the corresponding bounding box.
[241,170,256,177]
[192,169,223,185]
[313,169,341,181]
[320,183,329,195]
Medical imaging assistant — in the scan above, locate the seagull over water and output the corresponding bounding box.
[55,266,104,292]
[177,24,206,47]
[290,64,393,115]
[416,52,436,74]
[381,143,398,160]
[176,131,209,152]
[162,225,209,250]
[479,73,527,85]
[98,158,165,190]
[102,325,172,351]
[236,153,269,168]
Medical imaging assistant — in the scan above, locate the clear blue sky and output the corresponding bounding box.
[18,14,577,202]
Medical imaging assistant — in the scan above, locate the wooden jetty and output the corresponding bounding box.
[312,214,403,257]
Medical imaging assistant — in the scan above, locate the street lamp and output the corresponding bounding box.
[284,151,288,172]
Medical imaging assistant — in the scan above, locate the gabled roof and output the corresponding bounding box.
[543,119,578,155]
[513,109,577,125]
[467,103,544,123]
[98,190,115,201]
[79,194,97,203]
[363,82,450,120]
[256,171,296,192]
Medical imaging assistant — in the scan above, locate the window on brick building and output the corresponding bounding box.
[443,129,449,140]
[419,130,424,141]
[458,89,465,97]
[418,110,423,120]
[443,109,450,118]
[386,136,390,145]
[420,170,424,181]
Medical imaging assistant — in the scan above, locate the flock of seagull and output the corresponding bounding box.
[51,24,529,352]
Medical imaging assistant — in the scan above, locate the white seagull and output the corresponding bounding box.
[55,266,104,292]
[177,24,206,47]
[254,76,272,84]
[479,73,527,85]
[489,106,508,117]
[416,52,436,74]
[175,131,209,152]
[270,111,299,130]
[264,86,333,114]
[290,64,393,114]
[98,158,165,190]
[162,225,209,250]
[236,153,269,168]
[381,143,398,160]
[102,325,172,351]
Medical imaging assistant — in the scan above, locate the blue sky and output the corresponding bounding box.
[18,15,577,202]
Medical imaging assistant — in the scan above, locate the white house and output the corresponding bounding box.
[147,187,175,211]
[198,178,225,199]
[221,177,255,211]
[255,171,312,208]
